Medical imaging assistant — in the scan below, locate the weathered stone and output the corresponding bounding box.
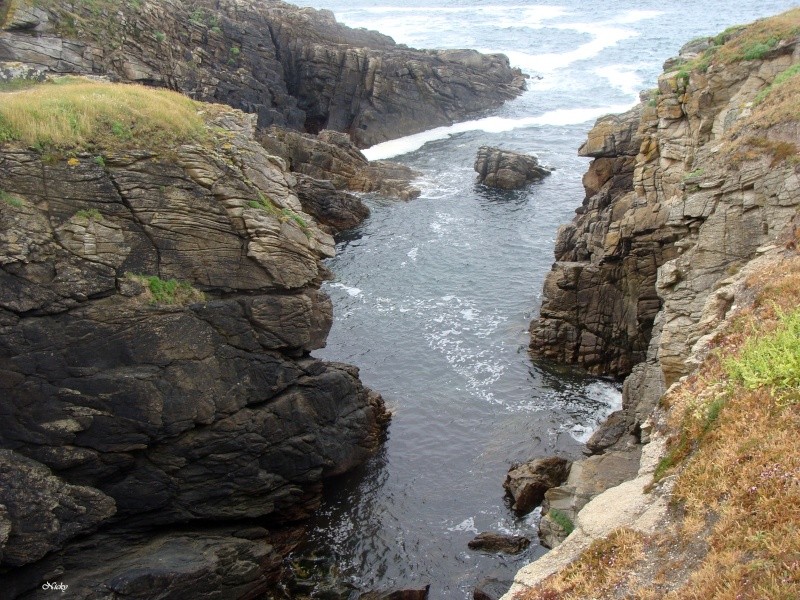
[467,532,531,554]
[585,410,629,454]
[259,127,421,200]
[474,146,550,189]
[504,457,571,515]
[538,449,641,549]
[293,175,370,234]
[473,577,511,600]
[0,450,116,567]
[0,0,524,148]
[0,102,389,594]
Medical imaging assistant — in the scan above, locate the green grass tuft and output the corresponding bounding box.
[0,190,24,208]
[75,208,102,221]
[724,306,800,392]
[0,78,207,151]
[133,274,205,306]
[548,508,575,535]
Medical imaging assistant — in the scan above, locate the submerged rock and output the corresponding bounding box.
[360,586,430,600]
[467,532,531,554]
[504,457,571,515]
[474,146,551,189]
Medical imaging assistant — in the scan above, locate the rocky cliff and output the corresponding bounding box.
[509,9,800,598]
[0,0,524,148]
[0,80,389,598]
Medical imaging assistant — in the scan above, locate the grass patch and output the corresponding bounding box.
[755,63,800,104]
[724,306,800,392]
[0,78,207,152]
[547,509,575,536]
[247,192,311,235]
[672,8,800,77]
[128,274,205,306]
[74,208,102,221]
[518,529,646,599]
[0,190,24,208]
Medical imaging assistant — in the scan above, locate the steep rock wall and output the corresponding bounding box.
[0,0,524,147]
[0,102,388,597]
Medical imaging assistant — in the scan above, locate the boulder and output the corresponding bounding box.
[473,577,511,600]
[467,532,531,554]
[294,174,370,234]
[504,457,571,515]
[474,146,551,190]
[360,586,430,600]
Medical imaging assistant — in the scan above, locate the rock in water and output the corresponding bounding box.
[467,532,531,554]
[360,586,431,600]
[474,146,551,189]
[504,457,571,514]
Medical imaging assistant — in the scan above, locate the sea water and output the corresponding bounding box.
[295,1,798,596]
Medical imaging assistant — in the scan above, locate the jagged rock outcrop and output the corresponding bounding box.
[0,0,524,147]
[474,146,551,189]
[0,87,389,597]
[259,127,421,200]
[509,12,800,597]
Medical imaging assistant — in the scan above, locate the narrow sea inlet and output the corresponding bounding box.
[298,0,799,596]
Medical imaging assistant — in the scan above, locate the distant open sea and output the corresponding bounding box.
[287,1,800,597]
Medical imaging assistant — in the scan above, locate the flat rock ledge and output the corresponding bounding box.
[474,146,551,190]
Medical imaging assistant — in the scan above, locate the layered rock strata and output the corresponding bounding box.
[510,16,800,596]
[259,127,421,200]
[0,0,525,147]
[0,101,388,597]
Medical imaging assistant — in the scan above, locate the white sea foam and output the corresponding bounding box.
[447,517,478,533]
[328,282,363,297]
[407,247,419,260]
[594,64,644,99]
[363,103,636,160]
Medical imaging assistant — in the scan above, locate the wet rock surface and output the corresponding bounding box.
[468,532,531,555]
[474,146,551,190]
[0,108,388,596]
[503,457,571,515]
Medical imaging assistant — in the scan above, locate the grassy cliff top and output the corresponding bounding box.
[0,77,209,151]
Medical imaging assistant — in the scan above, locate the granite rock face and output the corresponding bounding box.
[0,107,388,596]
[474,146,551,189]
[523,28,800,560]
[0,0,525,147]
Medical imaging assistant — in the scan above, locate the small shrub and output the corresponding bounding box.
[742,38,778,60]
[75,208,102,220]
[0,190,23,208]
[154,30,166,43]
[94,155,105,167]
[724,306,800,392]
[548,509,575,535]
[129,274,205,305]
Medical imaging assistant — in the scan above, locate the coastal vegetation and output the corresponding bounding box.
[0,78,207,151]
[127,274,206,306]
[517,256,800,599]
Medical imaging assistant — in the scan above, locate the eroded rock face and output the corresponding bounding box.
[530,38,800,389]
[0,109,388,595]
[467,532,531,554]
[474,146,551,189]
[0,0,524,147]
[259,127,421,200]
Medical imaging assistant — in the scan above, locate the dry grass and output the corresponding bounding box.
[0,77,207,151]
[516,256,800,600]
[517,529,647,600]
[721,66,800,167]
